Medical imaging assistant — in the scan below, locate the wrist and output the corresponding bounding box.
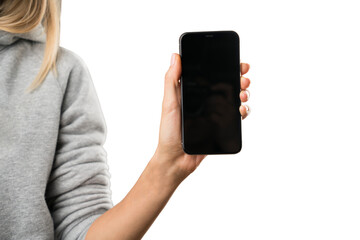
[145,150,184,195]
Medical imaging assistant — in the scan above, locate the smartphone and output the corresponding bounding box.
[179,31,241,155]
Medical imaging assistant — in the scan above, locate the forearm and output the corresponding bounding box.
[85,152,182,240]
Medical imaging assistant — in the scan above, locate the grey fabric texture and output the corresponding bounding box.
[0,24,114,240]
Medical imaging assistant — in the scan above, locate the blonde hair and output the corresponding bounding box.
[0,0,61,93]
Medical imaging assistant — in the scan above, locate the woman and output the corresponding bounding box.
[0,0,251,239]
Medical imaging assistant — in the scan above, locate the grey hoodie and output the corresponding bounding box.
[0,24,113,240]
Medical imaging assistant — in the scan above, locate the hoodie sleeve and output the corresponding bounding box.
[45,50,114,240]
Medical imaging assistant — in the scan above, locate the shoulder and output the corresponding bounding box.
[57,47,88,70]
[55,46,93,95]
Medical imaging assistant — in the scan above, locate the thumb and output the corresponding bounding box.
[162,53,182,111]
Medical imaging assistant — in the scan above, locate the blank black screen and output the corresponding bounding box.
[180,31,241,154]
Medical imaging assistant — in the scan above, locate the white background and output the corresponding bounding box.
[60,0,360,239]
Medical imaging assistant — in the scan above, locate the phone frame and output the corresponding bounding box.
[179,30,242,155]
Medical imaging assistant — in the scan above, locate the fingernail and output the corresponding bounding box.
[170,53,176,66]
[239,105,247,119]
[245,105,251,114]
[242,91,248,100]
[240,90,249,100]
[240,105,250,119]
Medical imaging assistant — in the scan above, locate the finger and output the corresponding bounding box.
[239,90,250,102]
[239,105,250,120]
[240,62,250,75]
[163,53,182,111]
[241,76,251,90]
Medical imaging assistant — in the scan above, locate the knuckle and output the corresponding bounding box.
[165,70,171,81]
[162,100,178,114]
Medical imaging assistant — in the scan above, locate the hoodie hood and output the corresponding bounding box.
[0,24,46,51]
